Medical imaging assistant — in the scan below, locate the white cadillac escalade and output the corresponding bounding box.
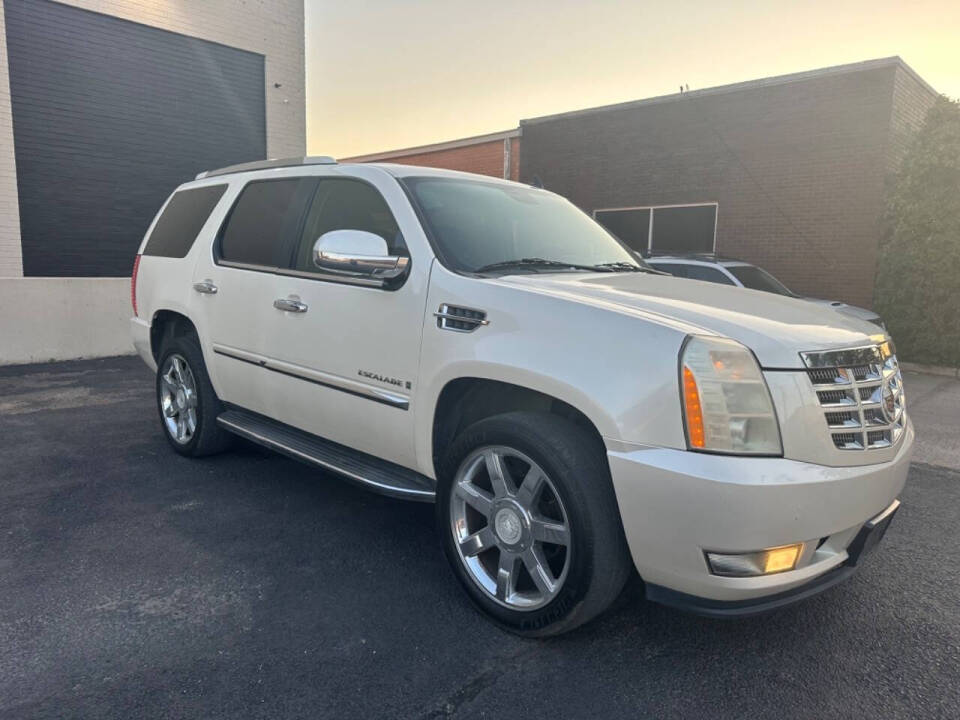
[130,157,913,636]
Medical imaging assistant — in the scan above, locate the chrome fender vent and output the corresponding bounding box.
[434,304,489,333]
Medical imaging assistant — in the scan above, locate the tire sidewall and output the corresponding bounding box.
[437,416,604,636]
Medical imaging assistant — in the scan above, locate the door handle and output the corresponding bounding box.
[273,297,308,313]
[193,280,218,294]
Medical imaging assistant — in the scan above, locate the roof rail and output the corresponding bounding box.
[196,156,337,180]
[643,251,742,263]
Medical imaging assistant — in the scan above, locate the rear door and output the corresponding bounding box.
[190,176,316,416]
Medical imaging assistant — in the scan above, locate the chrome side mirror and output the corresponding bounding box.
[313,230,409,281]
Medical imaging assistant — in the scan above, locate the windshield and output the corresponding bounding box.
[727,264,797,296]
[403,177,646,274]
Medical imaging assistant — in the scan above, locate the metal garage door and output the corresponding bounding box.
[5,0,266,277]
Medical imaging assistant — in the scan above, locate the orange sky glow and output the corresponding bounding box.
[305,0,959,158]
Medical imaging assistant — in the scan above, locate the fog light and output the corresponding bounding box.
[706,543,804,577]
[763,545,801,573]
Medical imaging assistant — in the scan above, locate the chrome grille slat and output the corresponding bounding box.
[825,411,860,428]
[802,341,906,451]
[816,389,856,406]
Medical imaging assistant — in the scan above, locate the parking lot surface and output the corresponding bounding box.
[2,356,959,720]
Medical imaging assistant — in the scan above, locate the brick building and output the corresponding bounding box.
[520,57,937,309]
[0,0,305,363]
[353,58,936,310]
[344,129,520,181]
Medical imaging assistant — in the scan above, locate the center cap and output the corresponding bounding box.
[494,507,523,545]
[176,388,186,409]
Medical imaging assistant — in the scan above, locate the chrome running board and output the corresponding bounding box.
[217,408,435,502]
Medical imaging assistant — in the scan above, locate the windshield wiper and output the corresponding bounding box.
[474,257,608,274]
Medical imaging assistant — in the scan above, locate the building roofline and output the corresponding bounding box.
[520,56,938,126]
[341,128,520,163]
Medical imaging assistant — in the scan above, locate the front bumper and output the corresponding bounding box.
[645,498,899,617]
[607,421,913,608]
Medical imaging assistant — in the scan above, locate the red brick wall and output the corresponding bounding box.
[519,64,936,309]
[351,137,520,181]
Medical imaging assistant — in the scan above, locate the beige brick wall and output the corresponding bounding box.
[0,2,22,277]
[0,0,305,278]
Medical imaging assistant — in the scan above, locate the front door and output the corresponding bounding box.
[264,172,430,470]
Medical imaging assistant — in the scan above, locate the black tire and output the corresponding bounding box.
[155,329,232,457]
[437,411,632,637]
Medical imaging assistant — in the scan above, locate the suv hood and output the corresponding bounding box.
[805,297,884,324]
[497,273,882,369]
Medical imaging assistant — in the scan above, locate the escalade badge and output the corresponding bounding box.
[358,369,411,390]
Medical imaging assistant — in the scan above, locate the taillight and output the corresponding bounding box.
[131,254,141,317]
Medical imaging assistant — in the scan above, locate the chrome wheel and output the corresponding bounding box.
[159,354,198,445]
[450,446,571,611]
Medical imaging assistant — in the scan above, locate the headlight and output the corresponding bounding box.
[680,335,782,455]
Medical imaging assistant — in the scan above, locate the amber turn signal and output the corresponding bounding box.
[682,365,705,448]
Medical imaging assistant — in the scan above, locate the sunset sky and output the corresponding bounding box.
[304,0,960,158]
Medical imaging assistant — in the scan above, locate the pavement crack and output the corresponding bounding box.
[415,643,537,719]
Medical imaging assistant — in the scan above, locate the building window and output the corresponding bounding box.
[594,203,717,254]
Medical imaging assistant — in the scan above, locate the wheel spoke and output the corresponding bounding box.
[522,546,558,597]
[186,409,197,434]
[455,481,494,516]
[459,526,496,557]
[496,552,519,602]
[484,450,513,498]
[173,358,186,385]
[531,518,570,546]
[176,415,186,442]
[515,465,544,508]
[162,400,177,418]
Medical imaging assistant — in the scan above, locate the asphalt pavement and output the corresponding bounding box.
[1,356,959,719]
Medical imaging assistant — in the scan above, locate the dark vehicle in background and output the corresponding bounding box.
[645,254,885,328]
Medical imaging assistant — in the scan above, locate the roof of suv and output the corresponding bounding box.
[194,155,524,186]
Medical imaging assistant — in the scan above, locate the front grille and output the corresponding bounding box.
[802,341,906,452]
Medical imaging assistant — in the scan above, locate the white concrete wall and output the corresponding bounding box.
[0,278,133,365]
[0,0,304,364]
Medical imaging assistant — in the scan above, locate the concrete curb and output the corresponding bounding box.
[900,361,960,379]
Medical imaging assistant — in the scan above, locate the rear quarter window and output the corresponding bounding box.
[143,184,227,258]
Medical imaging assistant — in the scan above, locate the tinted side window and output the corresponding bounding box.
[220,179,304,267]
[649,263,689,278]
[292,179,404,272]
[684,265,735,285]
[143,185,227,258]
